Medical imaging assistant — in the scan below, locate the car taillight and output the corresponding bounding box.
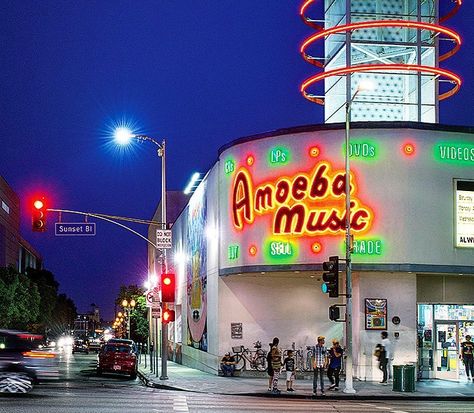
[23,351,56,359]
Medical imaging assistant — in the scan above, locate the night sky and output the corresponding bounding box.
[2,1,474,321]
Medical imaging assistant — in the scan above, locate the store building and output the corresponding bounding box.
[150,122,474,380]
[148,0,473,381]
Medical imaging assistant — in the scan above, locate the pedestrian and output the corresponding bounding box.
[327,339,343,391]
[312,335,328,396]
[461,334,474,380]
[266,342,274,391]
[270,337,282,394]
[283,350,296,392]
[378,331,391,385]
[220,352,236,377]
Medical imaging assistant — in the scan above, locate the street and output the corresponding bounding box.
[0,353,473,413]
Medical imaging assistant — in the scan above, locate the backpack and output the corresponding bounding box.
[374,344,386,361]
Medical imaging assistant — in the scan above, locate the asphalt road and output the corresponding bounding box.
[0,352,473,413]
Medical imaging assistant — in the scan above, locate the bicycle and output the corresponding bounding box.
[232,341,267,371]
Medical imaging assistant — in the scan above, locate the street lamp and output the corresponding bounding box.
[113,127,169,380]
[344,79,374,394]
[122,298,136,339]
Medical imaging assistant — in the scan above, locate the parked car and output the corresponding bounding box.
[0,329,59,394]
[97,343,137,379]
[107,338,138,355]
[72,339,89,354]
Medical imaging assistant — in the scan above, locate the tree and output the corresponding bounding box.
[26,268,58,326]
[115,284,148,343]
[0,266,40,329]
[52,293,77,334]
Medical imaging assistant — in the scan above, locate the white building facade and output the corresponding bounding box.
[160,122,474,381]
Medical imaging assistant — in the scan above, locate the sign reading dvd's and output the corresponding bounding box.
[455,180,474,248]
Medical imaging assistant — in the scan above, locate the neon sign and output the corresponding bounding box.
[352,239,383,256]
[225,159,235,175]
[269,147,290,165]
[231,161,374,237]
[228,244,239,260]
[349,141,377,159]
[434,142,474,165]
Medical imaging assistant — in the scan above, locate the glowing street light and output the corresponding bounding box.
[114,127,135,145]
[113,126,169,380]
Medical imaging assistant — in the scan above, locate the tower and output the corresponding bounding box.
[300,0,462,123]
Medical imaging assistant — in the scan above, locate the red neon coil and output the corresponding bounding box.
[300,0,462,105]
[301,64,461,105]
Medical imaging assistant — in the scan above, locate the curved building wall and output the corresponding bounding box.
[170,123,474,379]
[218,124,474,274]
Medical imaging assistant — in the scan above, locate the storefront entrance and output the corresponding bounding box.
[418,304,474,380]
[434,322,459,380]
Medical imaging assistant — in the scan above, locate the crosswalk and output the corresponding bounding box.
[3,379,473,413]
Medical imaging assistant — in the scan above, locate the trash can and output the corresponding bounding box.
[392,364,416,392]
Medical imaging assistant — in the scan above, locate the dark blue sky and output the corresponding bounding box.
[2,1,474,321]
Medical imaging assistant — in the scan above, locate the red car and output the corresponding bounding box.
[97,343,137,379]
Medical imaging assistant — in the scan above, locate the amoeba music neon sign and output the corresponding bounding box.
[231,161,374,237]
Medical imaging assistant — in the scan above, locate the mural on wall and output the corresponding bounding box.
[186,183,208,351]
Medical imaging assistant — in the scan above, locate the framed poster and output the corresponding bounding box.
[365,298,387,330]
[231,323,243,339]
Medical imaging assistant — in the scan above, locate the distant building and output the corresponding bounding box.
[73,306,101,338]
[0,175,42,272]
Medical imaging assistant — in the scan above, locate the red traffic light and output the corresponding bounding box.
[161,273,175,303]
[162,309,175,323]
[31,197,47,232]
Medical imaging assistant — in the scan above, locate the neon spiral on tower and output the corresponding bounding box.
[299,0,462,123]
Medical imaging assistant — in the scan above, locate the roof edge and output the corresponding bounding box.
[217,121,474,156]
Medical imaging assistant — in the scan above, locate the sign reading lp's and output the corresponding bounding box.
[231,161,373,236]
[55,222,96,236]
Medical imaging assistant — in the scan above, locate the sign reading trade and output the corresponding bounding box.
[55,222,96,236]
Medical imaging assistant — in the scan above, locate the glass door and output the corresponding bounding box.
[434,322,459,380]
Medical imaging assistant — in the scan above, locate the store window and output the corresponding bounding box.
[418,304,474,380]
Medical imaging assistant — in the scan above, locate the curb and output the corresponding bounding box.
[138,369,474,401]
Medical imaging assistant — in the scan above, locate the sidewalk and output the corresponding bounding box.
[137,359,474,400]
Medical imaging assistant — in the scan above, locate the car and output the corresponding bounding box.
[106,338,138,355]
[72,339,89,354]
[0,329,59,394]
[97,343,137,379]
[87,338,102,353]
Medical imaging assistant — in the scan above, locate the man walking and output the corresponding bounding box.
[379,331,391,385]
[461,334,474,380]
[312,336,328,396]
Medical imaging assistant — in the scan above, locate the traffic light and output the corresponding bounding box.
[329,305,340,321]
[32,197,47,232]
[161,273,175,303]
[322,255,339,298]
[162,308,175,323]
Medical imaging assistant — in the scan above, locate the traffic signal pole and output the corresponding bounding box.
[159,140,168,381]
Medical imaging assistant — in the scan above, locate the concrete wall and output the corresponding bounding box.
[353,272,417,382]
[218,273,343,357]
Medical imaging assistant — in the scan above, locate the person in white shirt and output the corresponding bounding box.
[380,331,391,384]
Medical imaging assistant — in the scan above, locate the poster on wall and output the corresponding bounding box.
[455,180,474,248]
[365,298,387,330]
[186,183,208,352]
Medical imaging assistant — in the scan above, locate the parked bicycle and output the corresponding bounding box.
[282,343,314,371]
[231,341,267,371]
